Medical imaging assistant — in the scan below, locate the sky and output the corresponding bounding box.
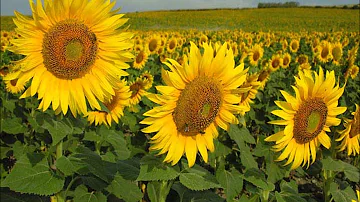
[1,0,359,16]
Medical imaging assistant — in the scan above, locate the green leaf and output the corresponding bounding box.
[216,167,243,201]
[240,144,258,170]
[42,118,72,146]
[172,182,224,202]
[81,176,108,191]
[55,156,77,176]
[68,146,116,182]
[83,131,101,142]
[136,155,180,181]
[322,157,360,182]
[12,141,36,159]
[116,159,141,181]
[1,153,64,196]
[243,168,274,191]
[329,182,357,202]
[73,184,107,202]
[276,180,306,202]
[0,191,46,202]
[106,173,143,202]
[2,98,16,112]
[1,118,27,134]
[179,165,221,191]
[98,127,130,160]
[0,146,11,159]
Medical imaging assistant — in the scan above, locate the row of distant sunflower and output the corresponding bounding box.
[127,29,359,80]
[0,0,359,172]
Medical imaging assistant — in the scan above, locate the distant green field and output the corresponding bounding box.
[1,8,359,32]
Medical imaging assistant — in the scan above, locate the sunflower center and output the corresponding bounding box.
[42,20,98,80]
[293,98,328,144]
[272,59,280,68]
[321,47,329,58]
[148,39,158,52]
[136,52,144,63]
[253,51,260,61]
[65,40,83,61]
[10,79,18,86]
[291,42,298,50]
[332,47,341,60]
[283,57,290,66]
[173,76,222,136]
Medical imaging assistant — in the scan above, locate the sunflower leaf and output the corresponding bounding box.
[1,117,27,134]
[321,157,360,182]
[1,153,64,196]
[171,182,224,202]
[329,182,357,202]
[216,165,243,201]
[179,164,221,191]
[105,173,143,202]
[42,118,72,146]
[73,184,107,202]
[136,155,180,181]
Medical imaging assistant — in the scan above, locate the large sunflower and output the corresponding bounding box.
[4,0,133,117]
[265,68,346,170]
[141,42,248,167]
[336,104,360,156]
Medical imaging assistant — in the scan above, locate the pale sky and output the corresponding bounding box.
[1,0,358,16]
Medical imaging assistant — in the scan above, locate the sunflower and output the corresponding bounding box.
[289,39,300,53]
[269,54,282,72]
[86,81,131,126]
[248,44,264,66]
[347,45,358,66]
[166,37,177,54]
[316,41,332,63]
[140,71,154,90]
[0,65,10,77]
[345,65,359,80]
[133,51,148,70]
[147,35,161,55]
[336,104,360,156]
[258,69,271,89]
[331,42,343,66]
[134,44,143,52]
[129,78,148,106]
[4,0,133,117]
[199,34,208,47]
[265,68,347,170]
[238,73,260,115]
[281,53,291,68]
[5,71,26,94]
[141,42,248,167]
[281,39,288,51]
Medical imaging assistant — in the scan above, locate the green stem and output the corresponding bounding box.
[323,169,333,202]
[159,180,174,202]
[64,176,80,200]
[55,141,64,202]
[56,141,63,160]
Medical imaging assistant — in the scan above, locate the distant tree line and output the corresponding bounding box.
[258,2,299,8]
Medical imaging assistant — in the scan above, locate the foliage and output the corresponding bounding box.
[1,7,359,202]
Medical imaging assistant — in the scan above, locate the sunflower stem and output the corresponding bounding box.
[55,141,64,202]
[56,140,63,160]
[322,169,333,202]
[158,180,173,202]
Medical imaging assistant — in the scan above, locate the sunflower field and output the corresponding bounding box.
[0,1,359,202]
